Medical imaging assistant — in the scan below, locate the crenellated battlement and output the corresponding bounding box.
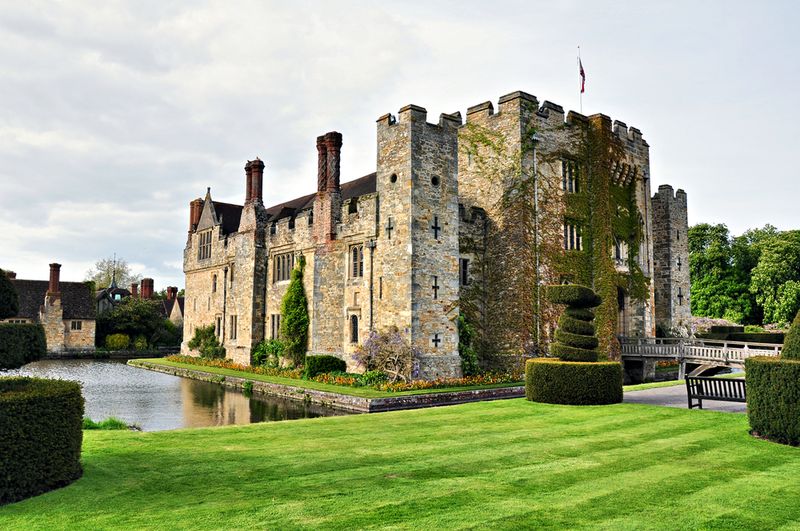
[377,105,461,130]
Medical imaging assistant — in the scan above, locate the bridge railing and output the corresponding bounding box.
[619,337,782,363]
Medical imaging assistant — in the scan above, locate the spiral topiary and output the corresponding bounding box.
[547,285,602,362]
[781,310,800,360]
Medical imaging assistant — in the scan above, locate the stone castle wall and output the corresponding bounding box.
[652,185,691,335]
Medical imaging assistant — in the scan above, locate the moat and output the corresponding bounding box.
[5,359,350,431]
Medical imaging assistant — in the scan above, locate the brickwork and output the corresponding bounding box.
[181,88,686,378]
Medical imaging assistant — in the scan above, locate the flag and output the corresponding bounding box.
[579,58,586,94]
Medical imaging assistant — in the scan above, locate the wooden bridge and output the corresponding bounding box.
[619,337,782,381]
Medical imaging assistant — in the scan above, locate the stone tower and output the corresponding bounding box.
[375,105,461,378]
[652,185,691,336]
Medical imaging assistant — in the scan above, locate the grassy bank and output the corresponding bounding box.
[2,399,799,529]
[130,358,523,398]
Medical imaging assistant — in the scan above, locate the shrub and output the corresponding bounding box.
[242,381,253,397]
[133,335,148,351]
[0,377,83,505]
[546,285,602,309]
[0,323,46,370]
[745,356,800,445]
[354,327,418,382]
[187,325,226,359]
[525,358,623,405]
[105,333,130,350]
[781,310,800,360]
[304,355,347,378]
[458,315,480,376]
[252,339,284,368]
[82,417,130,430]
[0,268,19,319]
[547,284,601,362]
[280,255,310,366]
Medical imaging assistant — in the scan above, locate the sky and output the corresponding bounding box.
[0,0,797,288]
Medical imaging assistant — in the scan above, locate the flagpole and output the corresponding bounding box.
[578,46,582,114]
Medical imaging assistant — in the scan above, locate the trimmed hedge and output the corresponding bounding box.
[554,329,599,350]
[558,315,596,336]
[304,355,347,378]
[564,308,596,321]
[525,358,623,405]
[546,285,602,309]
[745,356,800,445]
[781,310,800,360]
[0,377,84,505]
[0,323,46,370]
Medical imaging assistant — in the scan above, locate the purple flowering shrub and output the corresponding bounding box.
[353,327,421,382]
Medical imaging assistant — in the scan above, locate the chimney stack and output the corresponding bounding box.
[244,161,253,203]
[48,263,61,295]
[249,158,264,204]
[316,135,328,192]
[130,282,139,298]
[167,286,178,300]
[325,132,343,192]
[189,198,203,231]
[141,278,154,299]
[5,271,16,279]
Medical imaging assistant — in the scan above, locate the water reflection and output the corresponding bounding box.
[4,359,350,431]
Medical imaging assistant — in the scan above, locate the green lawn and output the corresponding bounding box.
[3,400,799,529]
[131,358,523,398]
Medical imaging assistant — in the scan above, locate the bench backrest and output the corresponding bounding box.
[686,376,746,400]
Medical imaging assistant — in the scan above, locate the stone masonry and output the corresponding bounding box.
[652,185,691,335]
[181,89,689,377]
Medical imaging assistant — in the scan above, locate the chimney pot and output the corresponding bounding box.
[48,263,61,295]
[316,136,328,192]
[189,198,203,231]
[244,161,253,203]
[249,158,265,204]
[141,278,154,299]
[167,286,178,300]
[324,132,343,192]
[130,282,139,298]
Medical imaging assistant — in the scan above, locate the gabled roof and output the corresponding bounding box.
[11,279,97,320]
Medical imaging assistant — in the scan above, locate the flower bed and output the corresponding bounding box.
[165,355,302,379]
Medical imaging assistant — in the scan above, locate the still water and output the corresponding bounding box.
[5,359,350,431]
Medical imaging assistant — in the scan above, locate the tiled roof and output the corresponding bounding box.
[11,279,97,320]
[212,201,243,235]
[264,172,377,223]
[212,173,378,233]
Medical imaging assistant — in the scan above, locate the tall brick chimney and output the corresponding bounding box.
[130,282,139,298]
[167,286,178,300]
[314,132,343,243]
[244,161,253,203]
[189,198,203,231]
[48,263,61,295]
[249,158,264,204]
[325,132,343,192]
[141,278,154,299]
[316,135,328,192]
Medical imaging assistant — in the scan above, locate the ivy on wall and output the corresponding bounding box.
[459,108,649,364]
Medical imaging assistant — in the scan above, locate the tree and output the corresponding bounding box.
[280,255,309,366]
[782,310,800,360]
[688,223,750,322]
[85,257,141,289]
[96,297,165,347]
[0,269,19,319]
[750,231,800,325]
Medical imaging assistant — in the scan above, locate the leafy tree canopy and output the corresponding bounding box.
[85,257,141,289]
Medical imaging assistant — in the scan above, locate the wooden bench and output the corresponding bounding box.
[686,376,746,409]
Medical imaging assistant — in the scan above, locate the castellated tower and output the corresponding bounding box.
[652,185,691,336]
[375,105,461,378]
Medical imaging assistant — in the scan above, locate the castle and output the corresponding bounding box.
[181,90,690,378]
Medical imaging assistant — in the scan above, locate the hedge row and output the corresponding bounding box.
[0,323,46,370]
[525,358,623,405]
[304,355,347,378]
[0,377,84,505]
[745,356,800,445]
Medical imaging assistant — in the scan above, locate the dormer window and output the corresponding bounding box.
[198,230,212,260]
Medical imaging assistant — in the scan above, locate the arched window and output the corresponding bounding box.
[350,315,359,344]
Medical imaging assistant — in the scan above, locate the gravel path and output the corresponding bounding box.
[624,383,746,413]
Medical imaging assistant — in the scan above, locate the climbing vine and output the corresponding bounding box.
[459,105,649,364]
